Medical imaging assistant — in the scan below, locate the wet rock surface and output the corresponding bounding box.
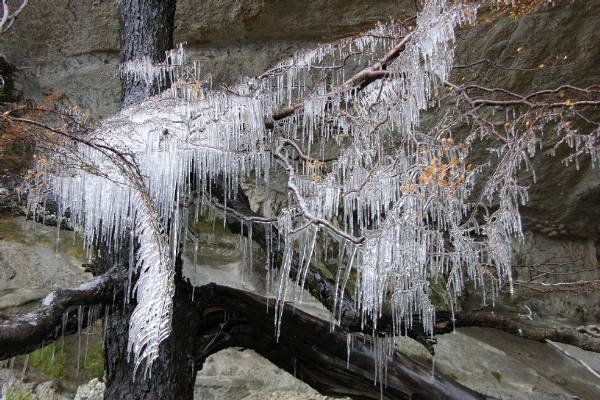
[0,218,92,317]
[399,327,600,400]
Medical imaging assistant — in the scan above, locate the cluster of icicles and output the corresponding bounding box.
[30,0,532,381]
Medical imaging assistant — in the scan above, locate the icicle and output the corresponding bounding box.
[102,306,109,347]
[346,333,353,369]
[127,229,135,304]
[61,311,68,353]
[20,354,29,381]
[84,307,92,367]
[76,305,83,378]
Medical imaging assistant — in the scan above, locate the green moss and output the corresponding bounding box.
[0,214,88,260]
[428,277,450,309]
[24,323,104,384]
[43,232,88,260]
[447,372,458,381]
[4,388,33,400]
[79,333,104,381]
[191,218,236,237]
[0,217,19,232]
[306,278,317,291]
[491,371,502,383]
[409,353,432,367]
[29,343,65,379]
[0,215,25,241]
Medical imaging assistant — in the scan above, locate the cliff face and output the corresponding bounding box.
[447,2,600,323]
[0,0,598,323]
[0,0,410,118]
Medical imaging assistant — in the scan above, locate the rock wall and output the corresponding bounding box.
[1,1,598,237]
[448,1,600,321]
[0,0,411,118]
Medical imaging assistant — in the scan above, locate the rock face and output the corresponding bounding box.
[451,2,600,239]
[398,327,600,400]
[0,218,92,318]
[1,1,598,233]
[195,348,342,400]
[0,0,410,119]
[73,378,104,400]
[445,2,600,322]
[0,1,121,119]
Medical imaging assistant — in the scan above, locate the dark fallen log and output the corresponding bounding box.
[0,267,126,360]
[191,283,486,400]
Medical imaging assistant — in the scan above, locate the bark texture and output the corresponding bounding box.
[103,267,198,400]
[119,0,177,106]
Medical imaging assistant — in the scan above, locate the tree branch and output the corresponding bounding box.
[191,283,486,400]
[266,33,414,127]
[450,310,600,353]
[0,267,125,360]
[207,183,600,354]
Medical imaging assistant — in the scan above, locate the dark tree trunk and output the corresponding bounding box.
[103,268,198,400]
[103,1,189,399]
[119,0,177,107]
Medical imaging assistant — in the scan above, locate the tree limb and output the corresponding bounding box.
[190,283,486,400]
[266,32,414,127]
[451,310,600,353]
[207,183,600,355]
[0,267,125,360]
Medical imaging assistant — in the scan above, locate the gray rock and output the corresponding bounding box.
[34,381,70,400]
[0,0,410,121]
[0,288,48,310]
[195,348,344,400]
[73,378,104,400]
[397,327,600,400]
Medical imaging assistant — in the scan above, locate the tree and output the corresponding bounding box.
[1,0,600,399]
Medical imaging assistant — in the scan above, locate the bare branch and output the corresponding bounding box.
[452,310,600,353]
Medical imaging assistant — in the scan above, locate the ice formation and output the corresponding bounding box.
[29,0,574,380]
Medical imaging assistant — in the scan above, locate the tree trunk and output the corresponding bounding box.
[103,1,187,398]
[103,269,198,400]
[119,0,177,107]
